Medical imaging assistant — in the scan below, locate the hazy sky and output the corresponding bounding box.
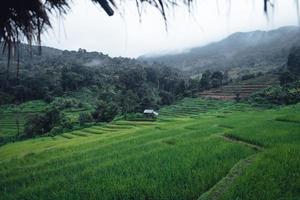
[43,0,299,58]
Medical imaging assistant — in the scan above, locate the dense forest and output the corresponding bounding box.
[0,45,185,106]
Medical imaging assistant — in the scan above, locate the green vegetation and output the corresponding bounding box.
[0,44,235,139]
[249,46,300,106]
[0,28,300,200]
[0,100,47,143]
[140,27,300,78]
[0,46,196,110]
[0,98,299,199]
[250,81,300,106]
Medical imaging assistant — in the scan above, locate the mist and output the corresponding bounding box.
[43,0,299,58]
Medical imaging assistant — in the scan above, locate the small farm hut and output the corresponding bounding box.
[143,109,159,118]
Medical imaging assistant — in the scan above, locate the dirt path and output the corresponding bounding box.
[197,135,263,200]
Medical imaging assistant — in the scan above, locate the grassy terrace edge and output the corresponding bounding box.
[0,98,299,200]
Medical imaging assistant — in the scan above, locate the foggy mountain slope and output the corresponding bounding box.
[139,26,300,76]
[0,43,139,72]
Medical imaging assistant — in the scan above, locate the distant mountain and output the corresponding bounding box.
[139,26,300,77]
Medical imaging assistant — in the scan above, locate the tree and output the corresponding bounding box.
[118,67,146,90]
[24,107,61,137]
[200,70,211,90]
[222,71,230,85]
[79,112,93,125]
[13,85,28,102]
[117,90,139,113]
[92,101,119,122]
[159,91,174,105]
[287,46,300,75]
[234,93,241,102]
[279,71,295,86]
[186,78,200,96]
[175,80,186,96]
[211,71,223,88]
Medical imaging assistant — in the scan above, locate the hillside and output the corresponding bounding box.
[0,43,198,143]
[199,72,280,100]
[0,43,190,110]
[139,26,300,77]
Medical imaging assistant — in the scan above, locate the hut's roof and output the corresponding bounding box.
[144,110,159,116]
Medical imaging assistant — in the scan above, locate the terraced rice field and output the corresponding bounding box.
[199,84,271,100]
[0,113,27,138]
[199,73,279,100]
[0,101,46,143]
[159,98,253,118]
[0,98,299,200]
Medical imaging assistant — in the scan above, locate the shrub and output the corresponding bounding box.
[249,81,300,105]
[24,107,61,137]
[43,93,54,103]
[48,126,63,136]
[234,93,241,102]
[60,116,74,130]
[279,71,295,86]
[124,113,144,121]
[241,74,255,80]
[92,101,119,122]
[159,91,175,105]
[50,98,80,110]
[79,112,93,125]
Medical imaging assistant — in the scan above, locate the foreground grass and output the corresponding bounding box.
[219,104,300,200]
[0,98,299,199]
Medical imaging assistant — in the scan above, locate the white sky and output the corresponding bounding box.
[43,0,299,58]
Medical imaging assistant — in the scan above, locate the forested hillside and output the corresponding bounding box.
[0,44,203,140]
[0,44,193,109]
[140,26,300,77]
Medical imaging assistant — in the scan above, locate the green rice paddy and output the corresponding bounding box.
[0,98,299,200]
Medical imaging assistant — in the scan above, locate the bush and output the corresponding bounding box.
[43,93,54,103]
[234,93,241,102]
[92,101,119,122]
[79,112,93,125]
[0,92,14,105]
[124,113,144,121]
[60,116,74,130]
[24,107,61,137]
[50,98,80,110]
[279,71,295,86]
[241,74,255,80]
[249,81,300,105]
[159,91,175,105]
[48,126,64,136]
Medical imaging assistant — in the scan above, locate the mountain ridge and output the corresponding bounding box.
[139,26,300,77]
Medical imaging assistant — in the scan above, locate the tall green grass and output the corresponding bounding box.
[217,103,300,200]
[0,98,299,200]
